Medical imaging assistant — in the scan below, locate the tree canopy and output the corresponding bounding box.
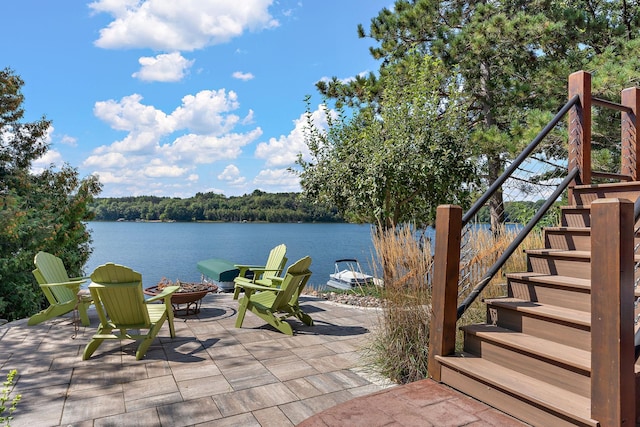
[312,0,640,229]
[0,68,101,322]
[297,54,476,229]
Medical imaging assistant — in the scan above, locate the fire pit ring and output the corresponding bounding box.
[144,280,218,316]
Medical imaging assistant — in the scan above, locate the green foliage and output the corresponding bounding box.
[89,190,342,223]
[0,68,102,322]
[321,0,640,228]
[298,54,476,229]
[0,370,21,427]
[475,199,561,228]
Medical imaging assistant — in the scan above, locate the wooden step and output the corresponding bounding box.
[506,273,591,312]
[462,324,591,397]
[484,297,591,350]
[436,353,598,427]
[544,227,591,251]
[544,226,640,251]
[526,249,592,279]
[526,249,640,280]
[561,206,591,227]
[572,181,640,206]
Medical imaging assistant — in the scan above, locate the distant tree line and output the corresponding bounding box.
[88,190,345,223]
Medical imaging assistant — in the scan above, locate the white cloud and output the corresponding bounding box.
[255,106,329,167]
[84,151,129,168]
[94,94,174,134]
[232,71,254,81]
[143,164,188,178]
[60,135,78,147]
[132,52,195,82]
[171,89,241,134]
[85,88,261,196]
[90,0,279,51]
[162,128,262,164]
[218,164,246,186]
[252,168,299,191]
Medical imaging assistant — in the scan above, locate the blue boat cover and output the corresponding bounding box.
[197,258,240,282]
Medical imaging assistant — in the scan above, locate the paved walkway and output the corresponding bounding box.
[1,293,527,426]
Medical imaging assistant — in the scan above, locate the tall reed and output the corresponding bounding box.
[366,224,544,384]
[368,225,433,384]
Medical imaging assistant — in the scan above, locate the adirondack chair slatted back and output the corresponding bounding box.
[264,244,287,281]
[33,252,77,304]
[35,251,73,282]
[90,263,150,327]
[32,267,72,305]
[271,256,312,309]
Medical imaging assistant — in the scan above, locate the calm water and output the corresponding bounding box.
[84,222,379,289]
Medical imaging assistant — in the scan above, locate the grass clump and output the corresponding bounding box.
[367,225,433,384]
[366,223,544,384]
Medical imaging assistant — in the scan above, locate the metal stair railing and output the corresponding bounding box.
[456,95,579,319]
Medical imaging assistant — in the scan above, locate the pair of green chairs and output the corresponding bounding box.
[29,252,178,360]
[234,254,314,336]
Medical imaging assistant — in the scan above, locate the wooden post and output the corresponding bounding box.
[590,198,635,425]
[428,205,462,381]
[621,87,640,181]
[568,71,592,203]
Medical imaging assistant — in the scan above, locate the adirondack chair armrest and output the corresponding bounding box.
[235,264,266,269]
[235,282,283,292]
[234,264,265,277]
[69,275,90,282]
[40,280,84,291]
[145,285,179,303]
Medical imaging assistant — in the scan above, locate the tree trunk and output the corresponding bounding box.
[488,153,505,233]
[479,61,505,233]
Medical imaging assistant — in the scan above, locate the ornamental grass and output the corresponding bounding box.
[366,224,544,384]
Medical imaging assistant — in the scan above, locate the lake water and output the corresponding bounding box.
[84,222,379,290]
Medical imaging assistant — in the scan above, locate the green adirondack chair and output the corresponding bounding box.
[28,251,92,326]
[233,243,287,299]
[82,263,179,360]
[235,256,312,335]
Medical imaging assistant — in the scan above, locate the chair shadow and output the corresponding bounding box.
[162,337,220,362]
[254,319,369,337]
[298,320,370,337]
[297,304,325,314]
[176,306,237,321]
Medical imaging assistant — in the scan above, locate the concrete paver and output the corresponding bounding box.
[1,293,528,426]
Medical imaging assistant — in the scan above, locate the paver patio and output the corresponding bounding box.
[1,293,393,426]
[1,293,528,426]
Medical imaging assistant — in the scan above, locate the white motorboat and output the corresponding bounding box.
[326,259,375,290]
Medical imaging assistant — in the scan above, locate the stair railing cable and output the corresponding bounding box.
[456,94,580,319]
[460,95,580,225]
[457,168,578,318]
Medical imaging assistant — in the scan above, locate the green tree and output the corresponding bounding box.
[318,0,640,229]
[297,54,476,229]
[0,68,101,321]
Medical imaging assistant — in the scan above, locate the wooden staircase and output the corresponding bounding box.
[433,182,640,426]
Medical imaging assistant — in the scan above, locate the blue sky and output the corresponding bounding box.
[3,1,390,198]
